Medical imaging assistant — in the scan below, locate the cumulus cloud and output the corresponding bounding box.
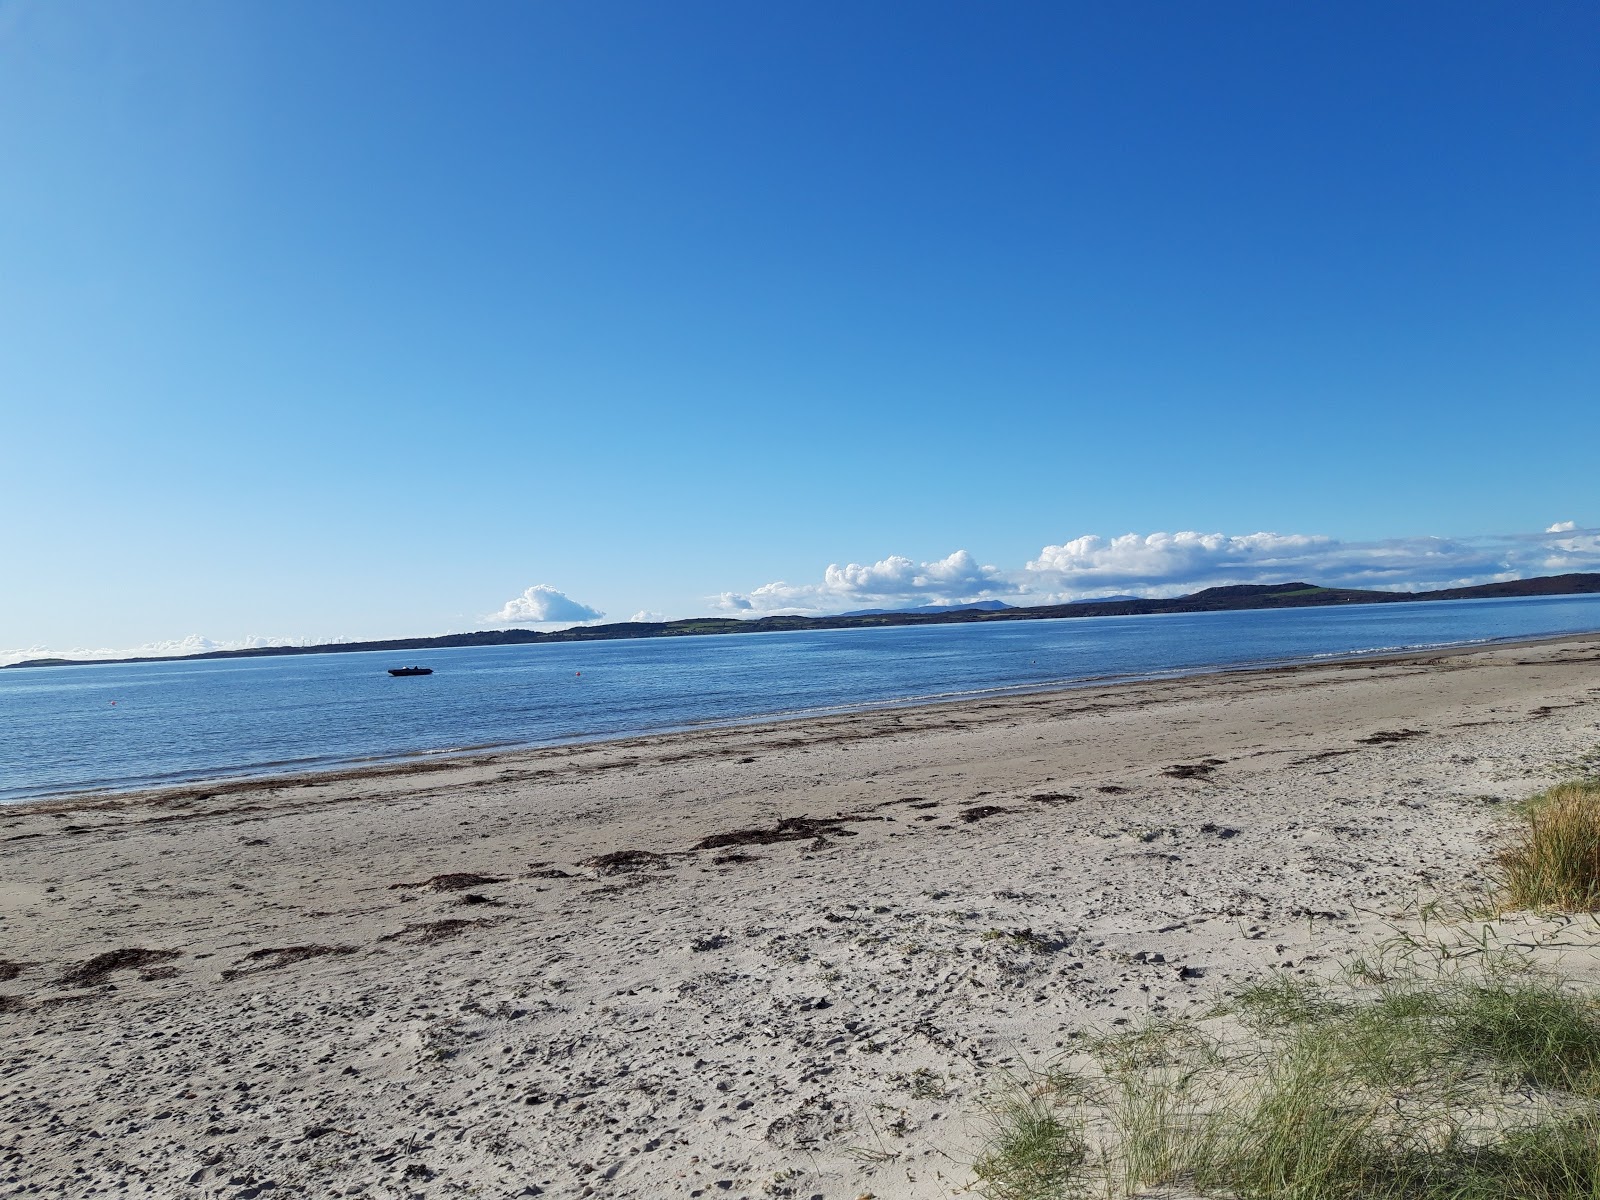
[1548,520,1578,533]
[713,550,1014,615]
[629,610,670,623]
[713,550,1011,614]
[1026,531,1333,586]
[1027,526,1600,596]
[1020,530,1515,595]
[489,584,604,626]
[713,526,1600,616]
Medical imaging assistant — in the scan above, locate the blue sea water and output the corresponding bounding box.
[3,593,1600,803]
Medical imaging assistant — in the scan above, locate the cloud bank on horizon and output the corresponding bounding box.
[0,633,319,669]
[712,524,1600,616]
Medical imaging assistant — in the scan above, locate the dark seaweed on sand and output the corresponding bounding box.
[582,850,671,875]
[59,948,182,988]
[221,944,357,980]
[389,872,507,892]
[1164,762,1219,779]
[1358,728,1427,744]
[380,919,496,945]
[693,815,863,851]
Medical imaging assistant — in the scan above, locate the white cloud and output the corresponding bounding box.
[629,610,670,623]
[1026,526,1600,596]
[1548,520,1578,533]
[713,550,1015,615]
[489,584,604,626]
[1026,531,1333,586]
[1021,530,1501,595]
[713,526,1600,616]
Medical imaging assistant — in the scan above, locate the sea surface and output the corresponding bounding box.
[4,593,1600,803]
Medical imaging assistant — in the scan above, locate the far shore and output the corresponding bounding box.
[3,632,1599,1197]
[6,571,1599,671]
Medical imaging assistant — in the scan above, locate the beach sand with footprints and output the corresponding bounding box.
[3,634,1600,1198]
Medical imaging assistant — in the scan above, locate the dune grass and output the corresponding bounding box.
[971,1080,1092,1200]
[970,942,1600,1200]
[1195,961,1600,1199]
[969,775,1600,1197]
[1497,781,1600,913]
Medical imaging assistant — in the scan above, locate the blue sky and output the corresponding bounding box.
[2,1,1597,660]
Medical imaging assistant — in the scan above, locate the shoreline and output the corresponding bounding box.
[4,633,1598,1197]
[11,626,1598,813]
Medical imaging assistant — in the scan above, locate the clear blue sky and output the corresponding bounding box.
[3,1,1597,655]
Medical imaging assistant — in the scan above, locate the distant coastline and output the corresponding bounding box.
[8,572,1600,670]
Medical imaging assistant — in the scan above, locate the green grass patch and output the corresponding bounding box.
[971,1080,1091,1200]
[970,943,1600,1199]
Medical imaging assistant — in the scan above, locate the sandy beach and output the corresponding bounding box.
[3,634,1599,1199]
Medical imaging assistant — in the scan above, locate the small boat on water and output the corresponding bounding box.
[387,666,433,677]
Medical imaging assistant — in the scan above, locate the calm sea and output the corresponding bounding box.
[4,593,1600,803]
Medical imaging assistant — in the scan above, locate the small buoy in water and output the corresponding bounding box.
[110,701,117,706]
[575,671,581,677]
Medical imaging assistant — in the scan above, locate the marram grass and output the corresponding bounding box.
[970,943,1600,1200]
[1498,781,1600,912]
[971,1085,1091,1200]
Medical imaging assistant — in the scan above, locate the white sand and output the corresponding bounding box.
[2,635,1598,1199]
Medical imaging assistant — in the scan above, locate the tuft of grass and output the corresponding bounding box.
[1095,1022,1221,1193]
[1460,1112,1600,1199]
[1442,979,1600,1095]
[1235,974,1351,1030]
[1497,781,1600,912]
[973,941,1600,1199]
[971,1076,1092,1200]
[1186,1037,1381,1199]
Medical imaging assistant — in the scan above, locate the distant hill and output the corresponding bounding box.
[838,600,1015,617]
[1419,574,1600,600]
[8,573,1600,669]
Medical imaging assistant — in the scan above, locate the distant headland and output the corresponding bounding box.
[8,572,1600,670]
